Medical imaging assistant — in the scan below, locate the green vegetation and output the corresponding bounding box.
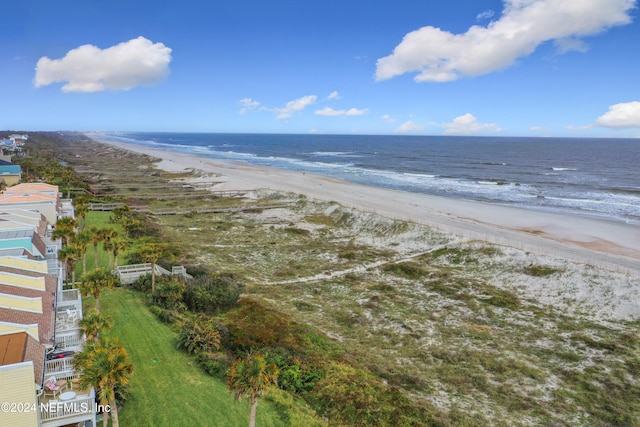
[100,289,285,426]
[74,338,133,427]
[227,354,280,427]
[523,264,562,277]
[26,132,640,426]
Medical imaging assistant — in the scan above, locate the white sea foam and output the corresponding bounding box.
[95,132,640,224]
[403,173,437,178]
[308,151,359,157]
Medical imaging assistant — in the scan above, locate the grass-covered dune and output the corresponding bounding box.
[22,132,640,426]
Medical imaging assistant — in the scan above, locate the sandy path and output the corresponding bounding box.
[96,138,640,276]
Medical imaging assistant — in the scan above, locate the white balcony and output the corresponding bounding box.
[39,382,96,427]
[54,333,85,353]
[44,356,76,378]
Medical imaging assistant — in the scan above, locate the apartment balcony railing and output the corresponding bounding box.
[44,356,76,377]
[40,387,96,427]
[54,333,85,352]
[55,288,83,333]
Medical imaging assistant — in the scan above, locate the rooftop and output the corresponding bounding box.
[0,331,44,385]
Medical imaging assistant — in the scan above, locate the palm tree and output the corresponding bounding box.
[79,309,113,342]
[103,239,115,269]
[87,226,102,269]
[139,243,163,293]
[72,230,92,276]
[74,338,133,427]
[76,268,117,312]
[112,238,128,270]
[73,196,90,229]
[52,216,78,246]
[109,205,131,225]
[87,226,116,269]
[58,244,81,285]
[227,354,279,427]
[101,228,119,269]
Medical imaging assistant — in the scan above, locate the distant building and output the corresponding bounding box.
[0,159,22,186]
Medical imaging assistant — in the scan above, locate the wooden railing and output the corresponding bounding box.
[55,334,85,351]
[44,356,75,376]
[40,394,95,423]
[115,263,193,284]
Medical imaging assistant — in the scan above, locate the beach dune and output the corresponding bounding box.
[97,138,640,276]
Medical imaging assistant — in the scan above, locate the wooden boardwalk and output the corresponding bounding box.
[89,201,292,215]
[115,263,193,284]
[133,203,291,216]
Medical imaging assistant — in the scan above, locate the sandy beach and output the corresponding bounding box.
[80,135,640,423]
[95,137,640,276]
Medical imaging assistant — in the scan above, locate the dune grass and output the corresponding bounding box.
[99,287,285,427]
[61,137,640,425]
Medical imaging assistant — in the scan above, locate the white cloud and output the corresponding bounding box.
[376,0,635,82]
[315,107,344,117]
[346,108,368,116]
[476,9,495,21]
[566,124,594,131]
[34,36,172,92]
[238,98,261,115]
[237,95,317,119]
[328,91,341,100]
[274,95,317,119]
[554,37,589,54]
[315,107,368,116]
[596,101,640,129]
[441,113,502,135]
[529,126,548,131]
[381,114,396,124]
[395,120,424,133]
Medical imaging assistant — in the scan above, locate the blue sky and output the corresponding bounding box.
[2,0,639,137]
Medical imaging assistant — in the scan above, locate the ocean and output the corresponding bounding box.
[94,132,640,225]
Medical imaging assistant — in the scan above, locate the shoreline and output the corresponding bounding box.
[93,136,640,276]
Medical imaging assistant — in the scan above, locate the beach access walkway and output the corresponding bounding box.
[115,263,193,284]
[89,201,292,215]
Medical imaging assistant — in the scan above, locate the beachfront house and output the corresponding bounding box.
[0,183,96,427]
[0,331,44,426]
[0,183,62,224]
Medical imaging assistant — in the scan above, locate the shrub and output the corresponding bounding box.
[148,305,179,324]
[310,361,438,426]
[152,278,186,310]
[183,273,244,314]
[523,264,560,277]
[484,288,521,309]
[225,298,296,350]
[130,273,152,292]
[382,261,427,279]
[265,354,321,395]
[176,315,221,355]
[195,351,231,378]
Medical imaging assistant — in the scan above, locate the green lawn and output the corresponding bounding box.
[77,212,128,277]
[100,288,285,427]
